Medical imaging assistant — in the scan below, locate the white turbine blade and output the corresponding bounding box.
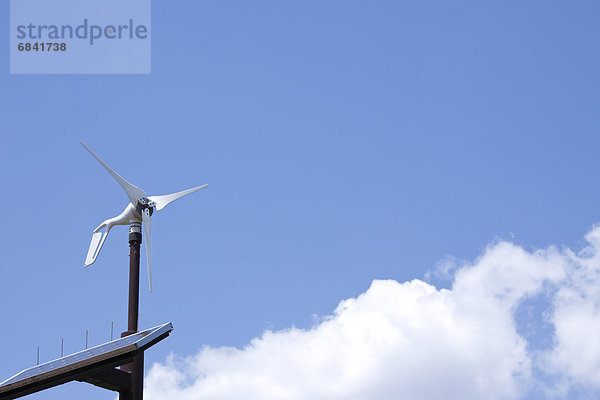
[148,184,208,211]
[84,230,109,267]
[142,208,153,292]
[80,141,145,206]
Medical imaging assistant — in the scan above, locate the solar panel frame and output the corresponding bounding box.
[0,322,172,398]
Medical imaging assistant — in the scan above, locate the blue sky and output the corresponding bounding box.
[1,2,600,399]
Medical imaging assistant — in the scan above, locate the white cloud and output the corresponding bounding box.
[145,226,600,400]
[544,227,600,392]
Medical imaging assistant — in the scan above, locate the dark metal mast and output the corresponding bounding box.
[120,222,144,400]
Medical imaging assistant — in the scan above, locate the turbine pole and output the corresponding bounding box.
[120,222,144,400]
[125,222,141,335]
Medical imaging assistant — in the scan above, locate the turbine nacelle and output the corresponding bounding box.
[136,197,156,217]
[81,141,207,292]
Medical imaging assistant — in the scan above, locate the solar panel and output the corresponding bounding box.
[0,322,172,398]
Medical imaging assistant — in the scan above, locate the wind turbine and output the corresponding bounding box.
[79,141,206,400]
[81,141,208,292]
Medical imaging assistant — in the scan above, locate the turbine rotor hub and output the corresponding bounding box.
[136,197,155,216]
